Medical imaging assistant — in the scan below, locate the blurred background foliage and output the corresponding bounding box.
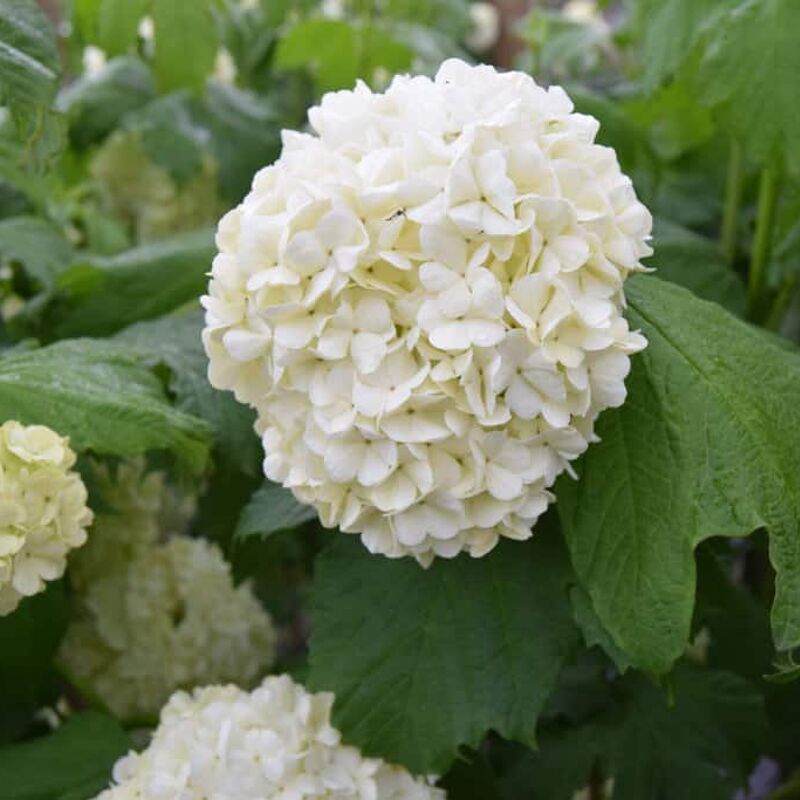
[2,1,800,799]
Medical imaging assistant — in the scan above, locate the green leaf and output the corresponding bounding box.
[71,0,102,43]
[0,582,68,738]
[648,218,746,315]
[362,28,414,78]
[308,528,579,773]
[96,0,148,56]
[624,83,715,162]
[190,83,281,203]
[275,19,412,93]
[152,0,217,92]
[634,0,731,93]
[570,585,631,673]
[23,228,214,340]
[498,722,603,800]
[0,338,211,473]
[60,56,156,149]
[124,94,208,185]
[116,310,262,476]
[612,669,765,800]
[504,666,767,800]
[698,0,800,175]
[694,545,774,680]
[558,275,800,673]
[0,0,60,126]
[235,482,317,541]
[275,19,358,93]
[0,712,129,800]
[0,216,73,290]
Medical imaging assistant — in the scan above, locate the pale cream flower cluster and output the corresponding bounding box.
[96,675,444,800]
[59,461,276,719]
[0,421,92,615]
[203,59,651,565]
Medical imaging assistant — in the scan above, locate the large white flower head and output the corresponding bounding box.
[59,461,276,719]
[96,674,444,800]
[203,59,651,566]
[0,421,92,615]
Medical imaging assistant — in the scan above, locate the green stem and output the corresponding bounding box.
[720,140,743,265]
[765,276,798,331]
[357,0,374,81]
[748,163,780,321]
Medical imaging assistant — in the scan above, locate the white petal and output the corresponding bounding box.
[419,224,468,270]
[357,440,398,486]
[429,321,469,351]
[380,410,451,443]
[351,332,387,374]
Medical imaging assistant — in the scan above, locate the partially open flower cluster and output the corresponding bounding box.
[203,59,651,565]
[96,675,444,800]
[59,461,276,719]
[0,421,92,615]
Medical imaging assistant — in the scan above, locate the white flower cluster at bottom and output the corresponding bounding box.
[96,675,445,800]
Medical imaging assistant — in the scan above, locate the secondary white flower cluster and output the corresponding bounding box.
[96,675,444,800]
[59,461,276,719]
[0,421,92,615]
[203,59,651,565]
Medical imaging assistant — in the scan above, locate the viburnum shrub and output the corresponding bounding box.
[3,0,800,798]
[203,60,651,565]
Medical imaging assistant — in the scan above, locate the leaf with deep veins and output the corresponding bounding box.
[559,275,800,673]
[309,528,579,773]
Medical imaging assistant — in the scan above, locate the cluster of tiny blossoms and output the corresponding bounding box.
[59,461,276,719]
[96,675,444,800]
[203,59,651,565]
[0,421,92,615]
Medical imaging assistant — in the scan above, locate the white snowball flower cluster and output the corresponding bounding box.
[203,59,651,566]
[59,461,276,719]
[96,675,444,800]
[0,421,92,615]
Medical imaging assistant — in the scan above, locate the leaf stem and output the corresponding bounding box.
[748,162,780,321]
[720,140,743,265]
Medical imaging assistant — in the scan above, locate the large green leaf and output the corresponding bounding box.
[152,0,217,92]
[0,712,129,800]
[22,228,214,340]
[308,528,579,773]
[501,666,767,800]
[116,311,261,476]
[558,275,800,673]
[0,339,210,473]
[698,0,800,174]
[235,481,317,541]
[0,0,60,126]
